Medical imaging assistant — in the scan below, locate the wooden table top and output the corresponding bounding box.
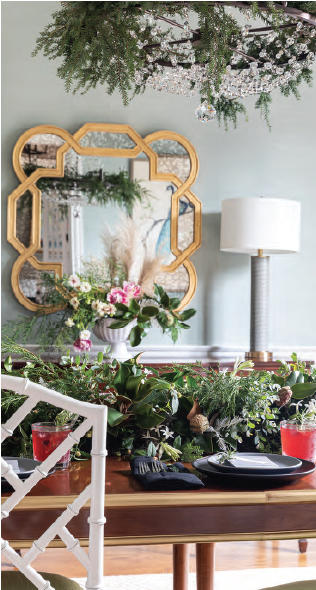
[2,457,316,510]
[2,457,316,547]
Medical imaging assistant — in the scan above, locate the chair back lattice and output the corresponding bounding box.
[1,375,108,590]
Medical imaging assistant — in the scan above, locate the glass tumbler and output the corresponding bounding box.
[280,420,316,463]
[32,422,73,469]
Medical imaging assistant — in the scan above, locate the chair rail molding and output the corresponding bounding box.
[3,345,316,364]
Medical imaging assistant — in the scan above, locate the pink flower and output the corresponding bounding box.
[73,338,92,352]
[123,281,141,299]
[107,287,129,305]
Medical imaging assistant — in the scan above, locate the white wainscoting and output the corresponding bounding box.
[5,344,316,364]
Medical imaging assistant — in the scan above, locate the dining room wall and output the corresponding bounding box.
[2,1,316,352]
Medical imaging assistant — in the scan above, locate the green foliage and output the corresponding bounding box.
[24,163,150,218]
[32,2,316,130]
[180,440,204,463]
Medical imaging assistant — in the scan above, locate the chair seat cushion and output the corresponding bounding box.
[1,571,83,590]
[260,581,316,590]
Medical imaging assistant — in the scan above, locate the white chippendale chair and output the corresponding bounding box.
[1,375,108,590]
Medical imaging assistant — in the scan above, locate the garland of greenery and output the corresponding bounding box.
[32,2,316,129]
[22,163,150,217]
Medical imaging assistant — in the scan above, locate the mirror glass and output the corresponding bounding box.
[16,133,196,306]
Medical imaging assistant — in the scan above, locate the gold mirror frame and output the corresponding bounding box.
[8,123,201,312]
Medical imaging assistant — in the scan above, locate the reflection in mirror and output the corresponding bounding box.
[150,139,191,182]
[20,134,65,172]
[156,265,190,301]
[79,131,136,150]
[16,192,33,248]
[14,131,198,308]
[19,263,55,305]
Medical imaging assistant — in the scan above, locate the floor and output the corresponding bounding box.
[2,540,316,576]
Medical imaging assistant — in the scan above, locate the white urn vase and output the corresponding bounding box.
[92,318,137,361]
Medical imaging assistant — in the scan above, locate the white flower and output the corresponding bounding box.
[65,318,75,327]
[160,425,174,440]
[92,300,101,311]
[68,274,81,289]
[108,303,116,315]
[70,297,79,309]
[80,329,91,340]
[80,281,91,293]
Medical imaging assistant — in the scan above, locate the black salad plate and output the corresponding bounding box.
[207,453,302,475]
[192,457,315,484]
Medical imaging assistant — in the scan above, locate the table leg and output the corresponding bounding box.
[196,543,215,590]
[298,539,308,553]
[173,544,190,590]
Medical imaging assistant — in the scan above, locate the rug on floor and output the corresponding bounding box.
[73,567,316,590]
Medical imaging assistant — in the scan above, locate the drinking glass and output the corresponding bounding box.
[32,422,73,469]
[280,421,316,463]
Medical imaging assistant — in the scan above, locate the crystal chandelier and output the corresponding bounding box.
[133,3,316,123]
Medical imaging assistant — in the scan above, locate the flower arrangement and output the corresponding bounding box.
[59,272,195,351]
[4,216,196,350]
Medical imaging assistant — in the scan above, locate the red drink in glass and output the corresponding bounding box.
[32,422,73,469]
[280,421,316,462]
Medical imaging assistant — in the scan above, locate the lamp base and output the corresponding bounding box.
[245,351,273,362]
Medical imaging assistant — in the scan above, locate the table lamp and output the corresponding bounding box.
[220,197,301,361]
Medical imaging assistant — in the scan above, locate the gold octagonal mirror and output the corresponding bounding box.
[8,124,201,312]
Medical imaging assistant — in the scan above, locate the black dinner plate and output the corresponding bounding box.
[1,457,56,491]
[192,456,315,484]
[207,452,302,475]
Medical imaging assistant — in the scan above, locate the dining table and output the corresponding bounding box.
[2,456,316,590]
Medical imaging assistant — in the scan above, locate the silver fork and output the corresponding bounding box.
[139,462,150,474]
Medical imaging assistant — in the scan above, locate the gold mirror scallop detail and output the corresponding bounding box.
[8,124,201,312]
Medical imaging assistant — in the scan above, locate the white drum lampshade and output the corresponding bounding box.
[220,197,300,255]
[220,197,301,361]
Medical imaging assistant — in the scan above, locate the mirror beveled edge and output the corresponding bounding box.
[8,123,202,312]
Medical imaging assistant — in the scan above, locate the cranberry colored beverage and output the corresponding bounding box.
[32,423,73,469]
[280,421,316,462]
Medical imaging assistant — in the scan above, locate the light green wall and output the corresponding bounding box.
[2,2,316,348]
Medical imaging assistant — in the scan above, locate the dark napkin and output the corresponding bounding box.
[130,456,204,491]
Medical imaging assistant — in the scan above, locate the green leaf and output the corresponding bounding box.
[75,355,80,366]
[97,351,103,363]
[129,325,144,347]
[247,421,256,429]
[125,375,144,401]
[137,377,171,403]
[173,435,182,450]
[109,319,130,329]
[147,442,157,457]
[173,419,191,437]
[291,383,316,399]
[160,371,185,383]
[272,374,285,387]
[134,404,166,429]
[187,376,198,388]
[142,306,159,317]
[169,298,181,310]
[113,363,131,394]
[115,303,129,312]
[123,312,135,319]
[285,371,300,387]
[178,309,196,321]
[129,298,140,314]
[107,407,128,427]
[137,314,151,325]
[4,355,12,372]
[161,293,170,307]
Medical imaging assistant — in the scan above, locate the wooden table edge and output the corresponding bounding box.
[6,529,316,549]
[2,489,316,510]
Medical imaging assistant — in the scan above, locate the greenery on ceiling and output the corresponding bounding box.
[32,2,316,129]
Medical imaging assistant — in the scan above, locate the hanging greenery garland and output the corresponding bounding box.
[22,163,150,217]
[33,2,316,129]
